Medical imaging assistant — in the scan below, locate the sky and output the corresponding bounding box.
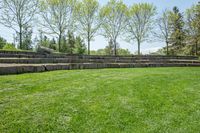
[0,0,199,54]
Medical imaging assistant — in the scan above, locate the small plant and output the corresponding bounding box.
[3,43,17,51]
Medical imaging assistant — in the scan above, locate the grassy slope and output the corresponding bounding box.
[0,68,200,133]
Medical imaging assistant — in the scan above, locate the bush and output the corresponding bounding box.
[3,44,17,51]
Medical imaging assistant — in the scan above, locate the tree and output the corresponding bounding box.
[156,10,171,55]
[0,0,38,49]
[186,2,200,55]
[168,7,186,55]
[39,0,76,52]
[38,32,50,48]
[105,39,115,55]
[21,25,33,50]
[100,0,127,56]
[60,36,68,53]
[0,36,7,49]
[76,0,100,55]
[66,31,75,54]
[74,36,86,54]
[49,38,57,50]
[126,3,156,55]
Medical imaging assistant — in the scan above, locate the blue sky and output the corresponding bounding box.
[0,0,199,53]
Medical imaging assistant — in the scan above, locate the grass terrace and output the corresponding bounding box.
[0,67,200,132]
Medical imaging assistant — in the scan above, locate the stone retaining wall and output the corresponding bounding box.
[0,50,198,60]
[1,63,200,75]
[0,50,199,75]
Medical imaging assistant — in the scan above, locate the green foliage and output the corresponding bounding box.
[60,36,68,53]
[74,36,86,54]
[0,36,7,49]
[105,39,115,55]
[21,25,33,50]
[76,0,100,54]
[117,48,131,55]
[38,32,50,48]
[0,0,38,50]
[126,3,156,55]
[0,68,200,132]
[100,0,128,55]
[185,2,200,55]
[66,31,76,54]
[49,38,57,50]
[169,7,186,55]
[3,43,17,50]
[39,0,76,52]
[60,32,86,54]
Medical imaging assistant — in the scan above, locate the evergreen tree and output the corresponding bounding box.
[60,36,68,53]
[105,39,114,55]
[49,38,57,50]
[169,7,186,55]
[0,36,7,49]
[38,32,50,48]
[74,36,86,54]
[67,32,75,54]
[21,25,33,50]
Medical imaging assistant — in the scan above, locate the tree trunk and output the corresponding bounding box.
[114,39,117,56]
[137,40,140,55]
[195,40,198,56]
[58,33,62,52]
[88,39,90,55]
[19,26,22,49]
[166,41,169,55]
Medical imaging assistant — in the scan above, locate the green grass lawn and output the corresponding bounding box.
[0,68,200,133]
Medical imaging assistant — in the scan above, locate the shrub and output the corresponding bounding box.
[3,43,17,51]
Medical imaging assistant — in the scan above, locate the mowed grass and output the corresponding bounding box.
[0,68,200,133]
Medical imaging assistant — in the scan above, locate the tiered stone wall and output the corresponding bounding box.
[0,50,199,75]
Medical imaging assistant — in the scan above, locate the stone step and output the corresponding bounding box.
[0,63,200,75]
[0,52,198,60]
[0,58,199,64]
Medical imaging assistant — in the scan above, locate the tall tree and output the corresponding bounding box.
[21,25,33,50]
[0,0,38,49]
[169,7,186,55]
[76,0,100,55]
[100,0,127,55]
[126,3,156,55]
[49,38,57,50]
[0,36,7,49]
[66,31,75,54]
[105,39,115,55]
[156,10,172,55]
[38,32,50,48]
[39,0,76,52]
[186,2,200,55]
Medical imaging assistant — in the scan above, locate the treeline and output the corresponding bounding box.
[0,0,199,56]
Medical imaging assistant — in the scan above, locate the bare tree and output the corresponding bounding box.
[76,0,100,55]
[0,0,38,49]
[39,0,76,52]
[156,10,171,55]
[126,3,156,55]
[99,0,127,56]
